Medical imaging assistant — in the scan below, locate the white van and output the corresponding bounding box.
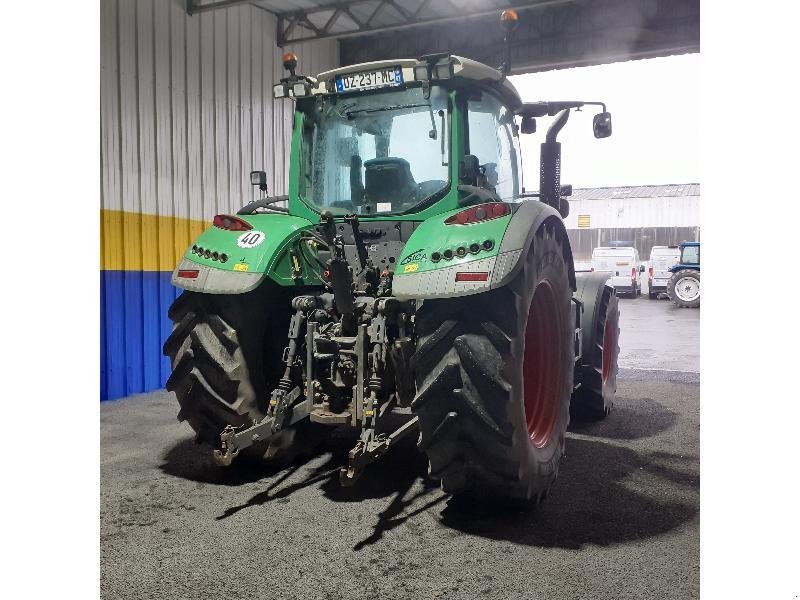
[647,245,681,299]
[590,246,643,298]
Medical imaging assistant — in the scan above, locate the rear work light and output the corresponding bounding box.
[213,214,253,231]
[445,203,510,225]
[455,271,489,282]
[178,269,199,279]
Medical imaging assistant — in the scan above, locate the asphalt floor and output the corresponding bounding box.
[101,296,699,600]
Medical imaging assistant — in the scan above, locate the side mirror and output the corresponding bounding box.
[250,170,268,192]
[593,112,612,138]
[560,184,572,197]
[520,115,536,134]
[459,154,481,185]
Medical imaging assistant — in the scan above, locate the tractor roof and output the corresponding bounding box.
[313,55,522,109]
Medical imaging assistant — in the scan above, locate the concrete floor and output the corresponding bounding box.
[101,297,699,600]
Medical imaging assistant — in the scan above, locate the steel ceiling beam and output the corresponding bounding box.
[339,0,700,75]
[185,0,253,15]
[276,0,574,47]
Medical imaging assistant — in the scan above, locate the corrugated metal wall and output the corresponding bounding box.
[563,195,700,229]
[564,193,701,262]
[100,0,338,400]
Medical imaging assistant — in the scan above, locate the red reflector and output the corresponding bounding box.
[178,270,199,279]
[445,203,510,225]
[213,214,253,231]
[455,271,489,282]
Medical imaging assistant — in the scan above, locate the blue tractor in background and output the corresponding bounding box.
[667,242,700,308]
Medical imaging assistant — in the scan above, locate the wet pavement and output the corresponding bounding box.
[618,295,699,373]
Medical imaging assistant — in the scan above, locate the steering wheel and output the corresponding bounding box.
[417,180,448,197]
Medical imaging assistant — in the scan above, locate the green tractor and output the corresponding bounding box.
[163,12,620,505]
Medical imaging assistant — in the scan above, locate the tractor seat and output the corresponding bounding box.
[363,157,418,210]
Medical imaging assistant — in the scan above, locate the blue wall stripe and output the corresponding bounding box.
[100,271,179,401]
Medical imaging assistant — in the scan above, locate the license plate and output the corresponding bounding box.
[335,67,403,93]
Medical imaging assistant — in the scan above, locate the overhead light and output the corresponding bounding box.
[273,83,287,98]
[413,65,429,81]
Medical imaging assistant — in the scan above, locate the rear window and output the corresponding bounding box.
[681,245,700,264]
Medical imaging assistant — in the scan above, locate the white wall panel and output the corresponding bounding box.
[564,195,700,229]
[100,0,339,221]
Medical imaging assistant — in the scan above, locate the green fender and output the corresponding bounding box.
[495,200,577,291]
[171,212,322,294]
[393,200,575,300]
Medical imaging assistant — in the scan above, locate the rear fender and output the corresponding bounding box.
[171,212,318,294]
[495,200,576,291]
[392,199,575,300]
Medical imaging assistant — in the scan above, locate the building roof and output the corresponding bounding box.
[570,183,700,200]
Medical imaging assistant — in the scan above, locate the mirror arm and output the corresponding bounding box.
[545,109,571,143]
[583,101,607,112]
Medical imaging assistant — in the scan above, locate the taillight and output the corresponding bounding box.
[648,266,653,277]
[213,214,253,231]
[631,267,636,280]
[455,271,489,282]
[445,203,510,225]
[178,269,199,279]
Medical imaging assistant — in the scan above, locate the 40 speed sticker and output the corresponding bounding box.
[237,231,266,248]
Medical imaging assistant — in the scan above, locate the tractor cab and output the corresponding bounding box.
[670,241,700,272]
[265,48,611,224]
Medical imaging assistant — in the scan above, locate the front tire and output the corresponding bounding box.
[411,222,574,504]
[570,275,619,420]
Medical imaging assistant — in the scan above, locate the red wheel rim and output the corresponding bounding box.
[602,310,618,384]
[523,280,562,449]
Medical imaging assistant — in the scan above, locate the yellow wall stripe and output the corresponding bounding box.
[100,209,208,271]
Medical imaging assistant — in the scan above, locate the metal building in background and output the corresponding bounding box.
[100,0,337,400]
[564,184,700,264]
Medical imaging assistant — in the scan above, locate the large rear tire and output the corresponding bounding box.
[411,223,574,504]
[667,269,700,308]
[163,283,319,462]
[570,275,619,420]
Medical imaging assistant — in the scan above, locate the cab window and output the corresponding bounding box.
[467,93,520,200]
[681,245,699,264]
